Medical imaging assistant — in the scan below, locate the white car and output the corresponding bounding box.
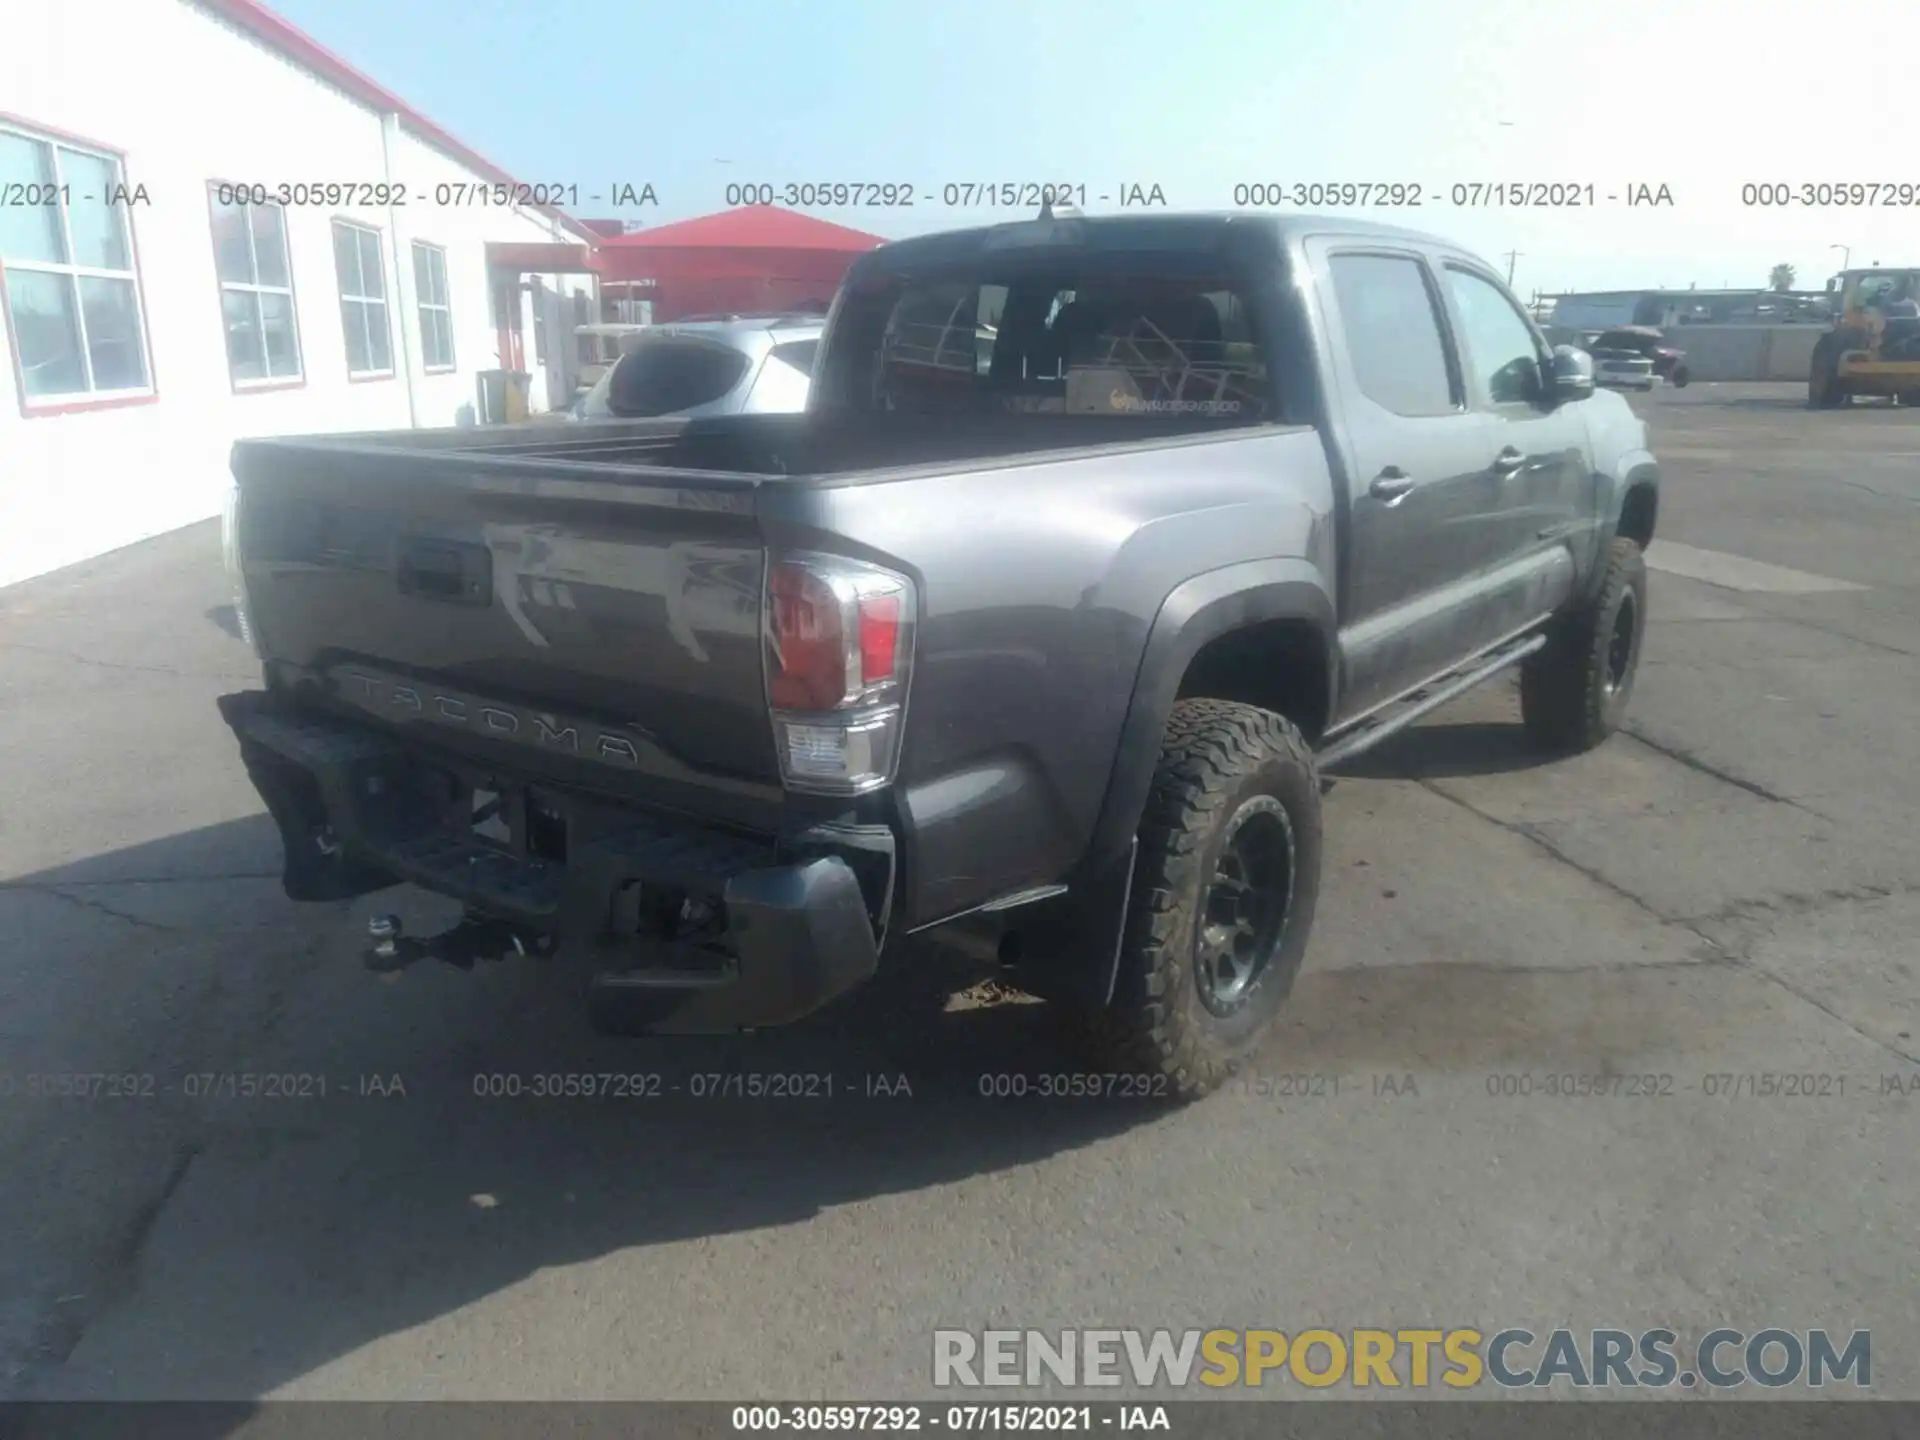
[572,314,822,420]
[1586,336,1657,392]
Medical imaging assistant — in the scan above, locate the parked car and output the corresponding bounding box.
[570,314,823,420]
[572,322,652,398]
[217,212,1658,1101]
[1587,326,1690,390]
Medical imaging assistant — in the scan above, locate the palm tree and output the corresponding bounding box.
[1769,263,1796,293]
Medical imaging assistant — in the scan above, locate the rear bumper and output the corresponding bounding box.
[217,689,882,1031]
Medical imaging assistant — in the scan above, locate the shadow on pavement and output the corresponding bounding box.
[1335,719,1556,783]
[10,818,1171,1414]
[205,605,244,642]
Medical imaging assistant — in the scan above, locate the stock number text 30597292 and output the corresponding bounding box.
[1233,182,1425,208]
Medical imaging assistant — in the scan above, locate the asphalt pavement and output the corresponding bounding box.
[1,382,1916,1404]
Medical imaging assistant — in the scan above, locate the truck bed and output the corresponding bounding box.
[228,410,1288,841]
[245,410,1267,484]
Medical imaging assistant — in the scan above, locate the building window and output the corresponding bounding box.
[0,123,152,405]
[210,188,301,386]
[331,219,392,378]
[411,241,455,371]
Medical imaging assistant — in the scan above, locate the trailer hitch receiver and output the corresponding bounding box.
[364,911,554,973]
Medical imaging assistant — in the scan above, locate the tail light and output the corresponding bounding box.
[764,553,916,795]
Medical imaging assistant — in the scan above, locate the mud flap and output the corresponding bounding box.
[999,839,1137,1011]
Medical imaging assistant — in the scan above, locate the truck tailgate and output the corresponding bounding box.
[231,439,781,822]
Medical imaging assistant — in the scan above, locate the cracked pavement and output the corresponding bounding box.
[1,383,1916,1403]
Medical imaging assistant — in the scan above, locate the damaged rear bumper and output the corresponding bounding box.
[217,690,884,1032]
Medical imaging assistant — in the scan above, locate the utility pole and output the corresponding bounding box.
[1502,251,1521,287]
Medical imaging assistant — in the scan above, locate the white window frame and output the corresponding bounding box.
[331,217,393,380]
[411,240,456,373]
[0,120,154,409]
[210,187,302,388]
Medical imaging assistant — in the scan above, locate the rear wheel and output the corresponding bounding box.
[1520,537,1647,755]
[1072,699,1322,1101]
[1670,365,1690,388]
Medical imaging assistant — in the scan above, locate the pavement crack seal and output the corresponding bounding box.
[1685,882,1920,1064]
[1415,779,1701,939]
[27,1140,202,1379]
[1722,603,1915,660]
[1621,727,1829,818]
[0,639,257,682]
[20,885,178,933]
[1838,478,1920,507]
[26,885,180,933]
[1422,780,1920,1068]
[1320,954,1728,978]
[1687,880,1917,931]
[1741,964,1920,1067]
[0,871,282,891]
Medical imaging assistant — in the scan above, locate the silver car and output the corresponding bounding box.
[572,314,823,420]
[1585,331,1659,392]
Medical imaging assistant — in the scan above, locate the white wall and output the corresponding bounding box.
[0,0,595,588]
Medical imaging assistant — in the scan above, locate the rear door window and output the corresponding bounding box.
[861,270,1268,420]
[1327,253,1457,417]
[606,337,751,416]
[881,282,999,378]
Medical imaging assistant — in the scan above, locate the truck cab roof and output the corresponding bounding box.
[866,211,1470,272]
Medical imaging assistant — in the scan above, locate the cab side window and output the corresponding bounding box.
[1328,253,1457,417]
[1445,267,1546,406]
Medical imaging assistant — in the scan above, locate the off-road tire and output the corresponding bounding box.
[1073,699,1322,1101]
[1520,537,1647,754]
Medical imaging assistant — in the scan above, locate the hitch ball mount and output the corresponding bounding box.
[364,911,554,973]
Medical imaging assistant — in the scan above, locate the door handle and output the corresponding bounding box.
[1490,447,1527,474]
[1369,467,1415,503]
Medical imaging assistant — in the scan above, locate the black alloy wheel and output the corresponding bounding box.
[1193,795,1295,1015]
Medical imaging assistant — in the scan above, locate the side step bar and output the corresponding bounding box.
[1316,632,1547,772]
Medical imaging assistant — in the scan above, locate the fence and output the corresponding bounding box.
[1546,325,1825,383]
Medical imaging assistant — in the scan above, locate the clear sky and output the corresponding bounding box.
[269,0,1920,296]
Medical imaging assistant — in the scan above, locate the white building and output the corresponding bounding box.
[0,0,603,587]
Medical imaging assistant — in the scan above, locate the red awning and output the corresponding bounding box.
[590,206,886,282]
[607,206,889,251]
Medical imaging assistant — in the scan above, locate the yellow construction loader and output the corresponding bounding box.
[1808,267,1920,408]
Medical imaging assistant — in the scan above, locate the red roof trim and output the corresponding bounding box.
[603,206,889,252]
[191,0,596,245]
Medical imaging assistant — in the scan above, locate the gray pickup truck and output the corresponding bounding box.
[218,212,1659,1099]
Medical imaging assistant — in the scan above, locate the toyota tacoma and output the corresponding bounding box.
[218,212,1660,1099]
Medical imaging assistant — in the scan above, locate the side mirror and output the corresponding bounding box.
[1548,345,1594,403]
